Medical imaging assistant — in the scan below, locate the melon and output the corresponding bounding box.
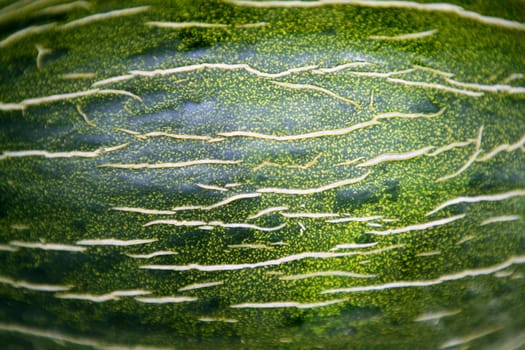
[0,0,524,349]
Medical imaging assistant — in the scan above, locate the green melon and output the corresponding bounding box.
[0,0,524,349]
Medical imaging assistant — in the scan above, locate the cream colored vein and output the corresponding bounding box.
[322,255,525,294]
[76,239,157,246]
[0,0,38,15]
[205,192,261,209]
[9,241,85,252]
[198,317,238,323]
[312,61,372,74]
[0,89,142,111]
[387,78,484,96]
[143,220,206,227]
[227,243,274,250]
[480,215,520,226]
[316,64,441,78]
[335,68,416,78]
[36,1,91,16]
[34,84,111,103]
[146,21,269,29]
[143,131,224,143]
[456,235,475,245]
[357,146,433,167]
[414,309,462,322]
[140,245,402,272]
[221,120,375,141]
[271,81,360,108]
[130,63,318,79]
[220,222,286,232]
[495,270,514,278]
[427,140,475,156]
[196,183,229,192]
[492,330,525,350]
[366,214,465,235]
[335,157,364,166]
[502,73,524,84]
[125,251,177,259]
[219,108,444,141]
[329,242,378,250]
[0,0,68,23]
[436,126,483,182]
[0,23,56,48]
[61,6,150,29]
[135,296,197,304]
[92,74,135,87]
[0,322,175,350]
[112,207,176,215]
[115,128,141,136]
[60,72,96,80]
[143,219,285,232]
[254,153,322,171]
[414,65,455,78]
[10,224,30,230]
[440,326,503,349]
[118,193,261,217]
[0,275,70,292]
[416,250,441,257]
[280,271,375,280]
[111,205,221,216]
[381,218,399,223]
[327,215,383,224]
[370,29,438,40]
[35,44,52,69]
[248,206,289,220]
[0,244,18,252]
[0,143,128,161]
[290,152,323,169]
[56,290,150,302]
[476,134,525,162]
[98,159,241,169]
[147,21,229,29]
[282,212,339,218]
[76,105,96,127]
[437,150,482,182]
[121,129,223,142]
[256,172,369,195]
[178,281,224,292]
[171,205,205,211]
[93,64,316,86]
[224,1,525,30]
[445,78,525,94]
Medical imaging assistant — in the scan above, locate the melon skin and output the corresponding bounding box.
[0,1,524,349]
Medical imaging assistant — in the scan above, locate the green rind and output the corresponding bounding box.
[0,0,524,349]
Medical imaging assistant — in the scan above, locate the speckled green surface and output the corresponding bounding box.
[0,1,524,349]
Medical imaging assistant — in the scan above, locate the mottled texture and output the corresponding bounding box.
[0,0,524,349]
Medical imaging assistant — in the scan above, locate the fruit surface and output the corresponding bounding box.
[0,1,524,349]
